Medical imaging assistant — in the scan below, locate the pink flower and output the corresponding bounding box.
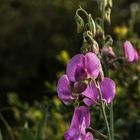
[66,52,100,82]
[123,41,138,63]
[57,75,75,104]
[82,77,116,106]
[64,106,94,140]
[57,52,101,104]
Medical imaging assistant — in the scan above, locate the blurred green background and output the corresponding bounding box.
[0,0,140,140]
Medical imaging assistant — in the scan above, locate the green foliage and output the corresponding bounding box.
[20,127,34,140]
[34,110,47,140]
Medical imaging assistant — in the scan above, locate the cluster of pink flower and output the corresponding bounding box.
[57,40,138,140]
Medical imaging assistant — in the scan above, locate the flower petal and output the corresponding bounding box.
[134,49,139,62]
[123,41,136,62]
[66,54,85,82]
[83,98,95,106]
[100,77,115,103]
[85,52,100,79]
[86,132,94,140]
[64,106,90,140]
[57,75,75,104]
[82,82,99,106]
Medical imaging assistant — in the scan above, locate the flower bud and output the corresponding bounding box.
[83,31,99,55]
[105,7,111,23]
[89,42,99,55]
[108,0,112,8]
[95,19,104,38]
[88,14,96,37]
[75,14,85,33]
[102,46,116,59]
[123,40,138,63]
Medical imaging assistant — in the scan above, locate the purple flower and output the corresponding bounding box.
[64,106,94,140]
[66,52,100,82]
[85,132,94,140]
[82,77,115,106]
[57,52,100,104]
[123,40,138,63]
[57,75,76,104]
[57,75,87,104]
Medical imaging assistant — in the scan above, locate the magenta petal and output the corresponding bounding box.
[57,75,74,104]
[66,54,85,82]
[100,77,115,103]
[134,49,139,62]
[123,41,138,62]
[82,82,99,106]
[86,132,94,140]
[83,98,95,106]
[85,52,100,79]
[64,106,90,140]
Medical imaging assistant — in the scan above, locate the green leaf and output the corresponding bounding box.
[34,110,47,140]
[20,127,34,140]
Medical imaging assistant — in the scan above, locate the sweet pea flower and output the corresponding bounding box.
[66,52,100,82]
[85,132,94,140]
[57,74,87,104]
[57,52,101,104]
[123,40,138,63]
[82,77,115,106]
[57,75,75,104]
[64,106,94,140]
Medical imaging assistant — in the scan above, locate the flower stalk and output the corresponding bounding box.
[101,0,114,139]
[96,81,111,140]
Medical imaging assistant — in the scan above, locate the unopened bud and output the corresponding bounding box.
[107,0,112,8]
[90,41,99,55]
[81,42,90,54]
[95,18,104,38]
[102,46,116,59]
[105,7,111,23]
[88,14,96,37]
[83,31,99,54]
[75,14,85,33]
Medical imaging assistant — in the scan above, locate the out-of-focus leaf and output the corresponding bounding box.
[0,130,3,140]
[8,92,22,108]
[20,127,34,140]
[34,110,47,140]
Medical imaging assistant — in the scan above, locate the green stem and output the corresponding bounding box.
[0,113,15,140]
[110,103,114,140]
[87,127,107,139]
[101,0,105,45]
[96,81,111,140]
[101,1,114,139]
[101,0,105,31]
